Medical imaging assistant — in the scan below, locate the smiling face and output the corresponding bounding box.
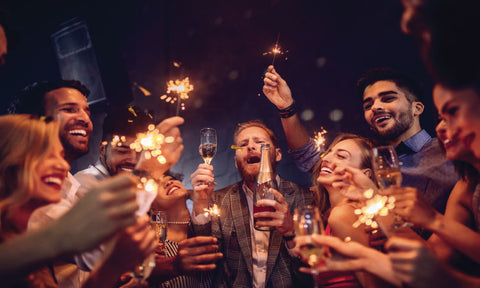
[32,136,70,205]
[318,139,365,178]
[234,126,281,185]
[153,175,188,211]
[433,84,480,162]
[101,136,139,176]
[435,118,473,163]
[44,87,93,163]
[362,80,422,143]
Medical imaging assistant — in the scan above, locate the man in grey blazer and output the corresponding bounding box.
[190,120,313,288]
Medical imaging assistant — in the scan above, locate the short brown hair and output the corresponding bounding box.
[233,120,279,149]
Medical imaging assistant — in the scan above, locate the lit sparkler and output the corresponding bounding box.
[130,124,169,164]
[204,203,220,217]
[160,77,194,116]
[314,128,328,156]
[352,189,396,229]
[263,34,289,66]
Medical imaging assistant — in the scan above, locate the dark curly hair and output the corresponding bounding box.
[9,80,90,116]
[356,67,423,104]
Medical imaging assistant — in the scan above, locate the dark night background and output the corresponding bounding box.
[0,0,435,189]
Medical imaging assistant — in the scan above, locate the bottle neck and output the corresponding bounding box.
[257,144,274,184]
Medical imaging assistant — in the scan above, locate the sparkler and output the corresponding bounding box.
[352,189,396,230]
[314,128,328,156]
[130,124,173,164]
[263,34,288,66]
[204,203,220,217]
[160,77,194,116]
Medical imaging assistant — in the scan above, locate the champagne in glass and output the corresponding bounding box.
[293,205,325,288]
[199,128,217,165]
[372,145,407,229]
[150,210,167,243]
[372,146,402,190]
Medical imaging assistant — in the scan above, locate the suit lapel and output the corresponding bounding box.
[229,183,253,277]
[265,178,296,283]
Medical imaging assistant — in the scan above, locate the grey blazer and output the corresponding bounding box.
[193,177,313,288]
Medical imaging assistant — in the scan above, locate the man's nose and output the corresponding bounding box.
[371,100,384,112]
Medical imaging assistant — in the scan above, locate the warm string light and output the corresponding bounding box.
[352,189,396,229]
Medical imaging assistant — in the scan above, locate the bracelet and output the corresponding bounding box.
[282,233,296,242]
[278,102,297,118]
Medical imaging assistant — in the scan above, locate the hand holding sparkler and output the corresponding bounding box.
[263,65,294,110]
[135,116,184,180]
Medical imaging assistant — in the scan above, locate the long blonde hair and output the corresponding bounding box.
[0,114,59,235]
[312,133,375,218]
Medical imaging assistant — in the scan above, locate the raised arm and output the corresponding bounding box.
[263,65,311,150]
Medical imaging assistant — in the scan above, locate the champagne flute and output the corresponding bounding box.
[372,146,407,229]
[293,205,325,288]
[130,177,158,284]
[199,128,217,166]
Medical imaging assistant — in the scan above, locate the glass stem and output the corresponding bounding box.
[311,269,319,288]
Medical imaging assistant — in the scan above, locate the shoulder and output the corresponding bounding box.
[328,203,369,245]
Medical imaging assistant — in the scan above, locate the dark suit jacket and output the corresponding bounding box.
[193,177,313,288]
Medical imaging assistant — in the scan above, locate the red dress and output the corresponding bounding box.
[315,225,362,288]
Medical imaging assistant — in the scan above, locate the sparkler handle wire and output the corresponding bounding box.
[271,33,281,66]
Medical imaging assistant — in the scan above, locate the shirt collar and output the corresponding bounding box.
[403,129,432,153]
[92,160,111,177]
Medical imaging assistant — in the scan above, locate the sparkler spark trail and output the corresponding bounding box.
[352,189,396,231]
[314,128,328,155]
[130,124,168,164]
[160,77,194,116]
[263,34,288,66]
[204,203,220,217]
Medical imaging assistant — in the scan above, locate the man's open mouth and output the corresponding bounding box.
[246,155,260,164]
[373,114,392,125]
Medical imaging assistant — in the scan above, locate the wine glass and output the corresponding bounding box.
[130,178,159,284]
[372,146,407,229]
[293,205,325,288]
[199,128,217,165]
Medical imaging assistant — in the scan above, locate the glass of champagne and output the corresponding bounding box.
[372,146,406,229]
[199,128,217,166]
[130,178,159,284]
[293,205,325,288]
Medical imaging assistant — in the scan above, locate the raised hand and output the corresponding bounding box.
[263,65,294,109]
[190,163,216,214]
[136,116,184,179]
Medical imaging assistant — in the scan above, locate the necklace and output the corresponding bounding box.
[167,220,190,225]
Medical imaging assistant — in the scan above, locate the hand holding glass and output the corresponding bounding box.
[293,205,325,288]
